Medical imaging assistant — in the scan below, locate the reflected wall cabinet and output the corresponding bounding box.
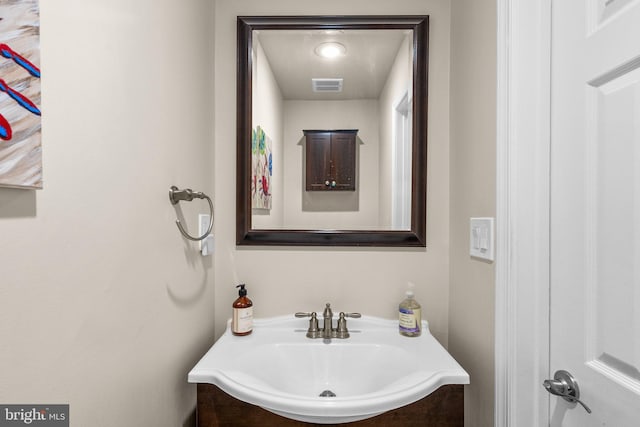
[304,129,357,191]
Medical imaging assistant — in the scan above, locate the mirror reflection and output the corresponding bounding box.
[251,28,414,231]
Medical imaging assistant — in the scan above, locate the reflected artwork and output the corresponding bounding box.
[251,125,272,210]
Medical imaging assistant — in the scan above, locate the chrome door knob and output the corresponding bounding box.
[543,370,592,414]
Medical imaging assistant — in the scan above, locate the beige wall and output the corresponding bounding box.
[214,0,451,346]
[449,0,497,426]
[282,99,380,229]
[0,1,215,426]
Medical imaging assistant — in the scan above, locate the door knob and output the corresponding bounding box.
[543,370,592,414]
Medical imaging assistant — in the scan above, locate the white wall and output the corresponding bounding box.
[0,1,215,426]
[214,0,451,346]
[281,99,380,229]
[251,38,284,228]
[449,0,497,426]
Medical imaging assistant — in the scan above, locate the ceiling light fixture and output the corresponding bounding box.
[314,42,346,59]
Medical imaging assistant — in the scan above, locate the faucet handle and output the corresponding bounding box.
[343,312,361,318]
[335,312,359,339]
[295,312,315,318]
[295,312,321,338]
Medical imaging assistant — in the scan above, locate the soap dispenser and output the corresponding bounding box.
[232,284,253,336]
[399,282,422,337]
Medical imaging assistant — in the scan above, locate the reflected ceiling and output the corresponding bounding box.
[256,29,409,100]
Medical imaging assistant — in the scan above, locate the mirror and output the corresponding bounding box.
[237,16,428,246]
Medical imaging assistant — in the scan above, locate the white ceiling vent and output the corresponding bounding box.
[312,78,343,93]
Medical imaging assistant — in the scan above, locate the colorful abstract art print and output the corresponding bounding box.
[0,0,41,189]
[251,126,272,210]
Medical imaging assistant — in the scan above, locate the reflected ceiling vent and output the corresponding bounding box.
[312,78,343,93]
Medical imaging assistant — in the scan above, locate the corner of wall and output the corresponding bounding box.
[449,0,497,425]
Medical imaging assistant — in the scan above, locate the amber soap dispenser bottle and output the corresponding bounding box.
[232,284,253,336]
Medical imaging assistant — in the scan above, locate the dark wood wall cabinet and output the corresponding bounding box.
[304,129,357,191]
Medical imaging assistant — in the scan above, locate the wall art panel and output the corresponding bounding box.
[0,0,41,189]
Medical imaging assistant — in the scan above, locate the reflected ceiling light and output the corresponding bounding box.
[314,42,346,59]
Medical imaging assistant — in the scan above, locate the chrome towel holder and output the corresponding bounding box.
[169,186,214,241]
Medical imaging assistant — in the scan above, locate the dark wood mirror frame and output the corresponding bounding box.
[236,15,429,247]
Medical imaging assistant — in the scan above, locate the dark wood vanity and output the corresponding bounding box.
[196,384,463,427]
[304,130,357,192]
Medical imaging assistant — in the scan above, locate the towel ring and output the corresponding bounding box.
[169,186,214,241]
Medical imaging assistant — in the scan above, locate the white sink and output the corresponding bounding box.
[188,315,469,424]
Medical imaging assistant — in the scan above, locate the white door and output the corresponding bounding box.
[550,0,640,425]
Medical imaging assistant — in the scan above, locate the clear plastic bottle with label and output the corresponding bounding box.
[399,284,421,337]
[232,284,253,336]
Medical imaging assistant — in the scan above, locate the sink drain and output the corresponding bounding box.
[319,390,336,397]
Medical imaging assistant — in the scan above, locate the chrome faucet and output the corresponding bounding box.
[295,303,361,339]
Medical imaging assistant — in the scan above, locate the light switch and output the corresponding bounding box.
[470,217,494,261]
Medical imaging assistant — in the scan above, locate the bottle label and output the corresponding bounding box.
[399,307,421,333]
[233,307,253,333]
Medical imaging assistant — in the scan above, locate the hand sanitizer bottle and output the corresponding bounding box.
[399,283,421,337]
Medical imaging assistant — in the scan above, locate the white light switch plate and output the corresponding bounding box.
[470,217,494,261]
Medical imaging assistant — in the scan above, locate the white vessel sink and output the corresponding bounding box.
[188,315,469,424]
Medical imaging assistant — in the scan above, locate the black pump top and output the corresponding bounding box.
[236,284,247,297]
